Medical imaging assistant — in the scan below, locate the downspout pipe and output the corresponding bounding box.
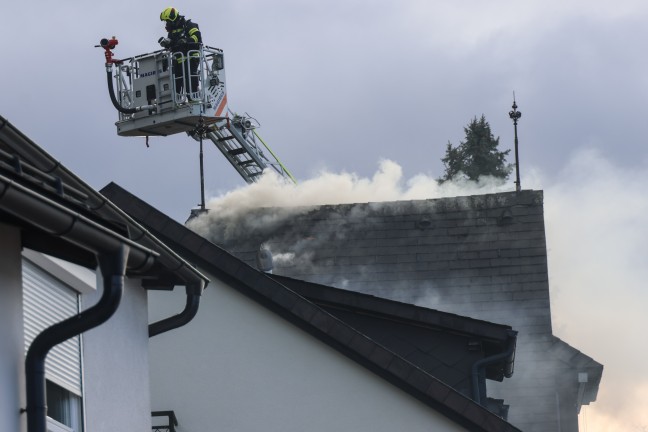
[471,330,518,406]
[25,246,129,432]
[149,283,203,337]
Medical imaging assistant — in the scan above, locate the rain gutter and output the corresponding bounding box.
[0,115,209,289]
[471,330,518,406]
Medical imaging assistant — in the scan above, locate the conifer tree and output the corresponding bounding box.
[439,115,512,183]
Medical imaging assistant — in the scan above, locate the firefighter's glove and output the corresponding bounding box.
[158,37,171,48]
[177,37,188,45]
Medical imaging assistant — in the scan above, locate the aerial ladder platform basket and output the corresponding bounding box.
[98,37,295,185]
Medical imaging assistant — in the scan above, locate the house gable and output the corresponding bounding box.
[102,182,522,432]
[170,188,604,432]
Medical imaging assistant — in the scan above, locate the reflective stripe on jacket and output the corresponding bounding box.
[167,18,202,59]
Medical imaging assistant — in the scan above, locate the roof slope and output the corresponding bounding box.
[0,115,207,289]
[188,190,552,337]
[101,182,521,432]
[271,274,516,386]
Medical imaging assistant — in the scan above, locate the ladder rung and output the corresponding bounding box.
[228,148,247,156]
[248,171,262,177]
[238,160,257,167]
[218,135,236,142]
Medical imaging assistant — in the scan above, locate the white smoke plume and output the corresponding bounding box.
[188,151,647,431]
[188,159,512,241]
[271,252,296,266]
[538,149,648,431]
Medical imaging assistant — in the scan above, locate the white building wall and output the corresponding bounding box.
[0,223,26,432]
[0,223,152,432]
[148,276,468,432]
[82,275,151,432]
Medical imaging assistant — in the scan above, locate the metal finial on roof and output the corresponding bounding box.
[508,92,522,192]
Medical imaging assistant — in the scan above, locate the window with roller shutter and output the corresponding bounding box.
[22,258,84,432]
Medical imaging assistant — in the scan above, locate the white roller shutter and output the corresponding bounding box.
[23,259,82,396]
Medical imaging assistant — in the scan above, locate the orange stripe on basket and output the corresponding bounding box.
[215,94,228,117]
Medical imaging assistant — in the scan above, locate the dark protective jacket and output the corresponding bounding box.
[166,17,202,55]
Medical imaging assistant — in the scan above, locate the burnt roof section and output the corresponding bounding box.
[102,181,522,432]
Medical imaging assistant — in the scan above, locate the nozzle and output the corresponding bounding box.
[99,37,118,50]
[97,37,121,65]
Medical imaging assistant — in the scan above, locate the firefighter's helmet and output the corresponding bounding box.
[160,7,179,22]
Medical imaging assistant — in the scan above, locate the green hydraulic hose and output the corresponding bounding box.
[253,130,297,184]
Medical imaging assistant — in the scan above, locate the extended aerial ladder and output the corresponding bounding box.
[98,37,296,190]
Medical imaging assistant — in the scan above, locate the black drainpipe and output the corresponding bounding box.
[471,330,518,406]
[149,284,203,337]
[25,246,129,432]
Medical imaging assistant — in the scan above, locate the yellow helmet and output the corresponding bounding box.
[160,7,179,22]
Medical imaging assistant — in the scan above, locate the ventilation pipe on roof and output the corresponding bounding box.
[25,246,129,432]
[149,284,203,337]
[256,244,274,273]
[471,330,518,406]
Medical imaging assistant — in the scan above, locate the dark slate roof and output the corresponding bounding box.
[270,274,516,385]
[101,182,522,432]
[188,190,553,337]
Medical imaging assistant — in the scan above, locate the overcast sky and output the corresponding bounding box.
[3,0,648,430]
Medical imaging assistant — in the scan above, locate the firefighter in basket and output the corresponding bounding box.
[158,7,202,100]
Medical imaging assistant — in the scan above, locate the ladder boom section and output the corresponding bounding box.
[206,115,295,184]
